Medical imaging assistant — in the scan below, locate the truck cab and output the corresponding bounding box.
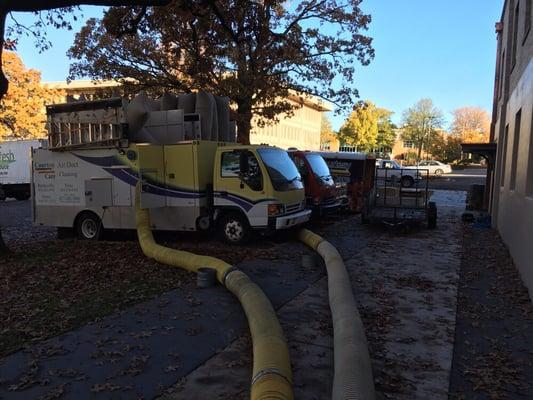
[287,150,338,215]
[214,145,311,243]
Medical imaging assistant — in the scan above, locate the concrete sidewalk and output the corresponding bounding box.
[164,190,465,399]
[0,190,465,400]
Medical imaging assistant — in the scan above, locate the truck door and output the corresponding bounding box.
[217,149,263,210]
[136,144,166,208]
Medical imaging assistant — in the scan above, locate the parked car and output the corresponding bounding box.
[375,159,422,188]
[414,160,452,176]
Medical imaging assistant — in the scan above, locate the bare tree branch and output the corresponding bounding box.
[0,0,171,100]
[0,0,172,253]
[4,1,170,13]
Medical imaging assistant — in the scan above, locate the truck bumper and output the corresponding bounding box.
[273,209,312,229]
[314,201,341,216]
[320,201,341,212]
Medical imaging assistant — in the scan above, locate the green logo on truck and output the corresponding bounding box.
[0,150,16,169]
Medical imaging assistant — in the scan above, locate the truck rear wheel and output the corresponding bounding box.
[218,212,251,245]
[75,211,103,240]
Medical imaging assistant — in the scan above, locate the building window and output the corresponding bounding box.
[526,107,533,196]
[501,124,510,187]
[512,2,520,68]
[403,140,415,149]
[510,109,521,190]
[524,0,532,43]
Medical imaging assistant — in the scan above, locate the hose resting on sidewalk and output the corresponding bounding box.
[135,188,293,400]
[299,229,376,400]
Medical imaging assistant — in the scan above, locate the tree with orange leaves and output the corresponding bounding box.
[451,107,490,143]
[0,51,63,140]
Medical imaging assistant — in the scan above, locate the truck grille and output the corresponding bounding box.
[323,196,337,206]
[285,202,301,213]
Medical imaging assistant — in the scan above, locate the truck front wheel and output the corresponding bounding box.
[75,211,103,240]
[218,212,251,245]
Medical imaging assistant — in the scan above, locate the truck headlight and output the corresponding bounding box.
[268,203,285,216]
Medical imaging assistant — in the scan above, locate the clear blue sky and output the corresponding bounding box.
[11,0,504,130]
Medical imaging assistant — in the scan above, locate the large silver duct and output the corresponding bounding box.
[126,92,235,144]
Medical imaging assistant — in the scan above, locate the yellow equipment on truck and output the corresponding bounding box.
[32,92,311,244]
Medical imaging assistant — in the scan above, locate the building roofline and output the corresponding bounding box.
[287,91,334,112]
[43,79,126,90]
[500,0,508,23]
[43,79,334,112]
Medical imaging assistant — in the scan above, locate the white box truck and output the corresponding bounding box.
[0,140,45,201]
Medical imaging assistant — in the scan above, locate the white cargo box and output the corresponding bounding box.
[0,140,44,185]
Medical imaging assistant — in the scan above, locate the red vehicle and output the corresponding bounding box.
[318,152,376,213]
[288,150,339,215]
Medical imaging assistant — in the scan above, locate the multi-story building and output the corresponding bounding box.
[45,80,332,151]
[390,128,433,161]
[250,93,333,150]
[489,0,533,296]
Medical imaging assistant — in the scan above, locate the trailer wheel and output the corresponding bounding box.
[75,211,103,240]
[427,202,437,229]
[218,212,251,245]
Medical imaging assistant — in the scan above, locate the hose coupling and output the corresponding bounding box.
[222,266,239,286]
[252,367,292,386]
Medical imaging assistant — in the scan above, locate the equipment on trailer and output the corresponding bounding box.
[319,151,376,213]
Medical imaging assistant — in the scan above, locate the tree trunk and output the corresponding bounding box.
[236,100,252,145]
[0,11,8,100]
[0,13,9,255]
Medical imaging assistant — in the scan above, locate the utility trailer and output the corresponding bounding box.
[361,167,437,229]
[33,92,311,244]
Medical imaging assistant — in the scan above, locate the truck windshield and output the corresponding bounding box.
[257,148,304,191]
[305,154,331,178]
[391,160,402,169]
